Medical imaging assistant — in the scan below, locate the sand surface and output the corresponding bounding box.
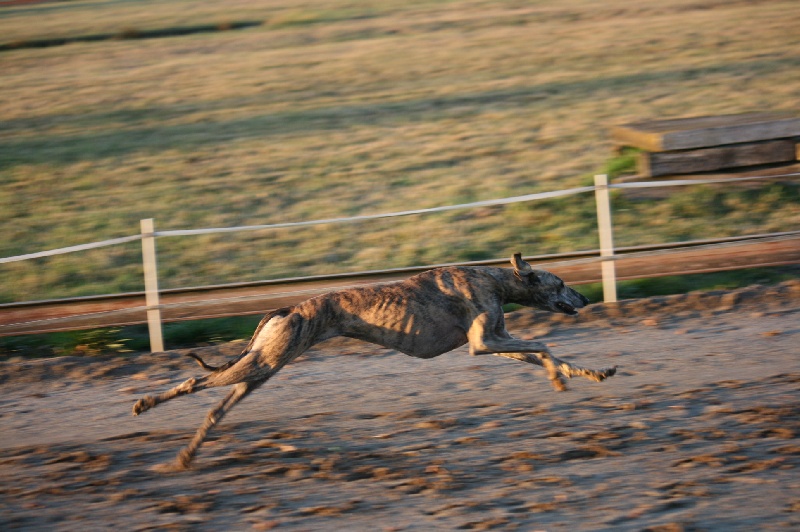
[1,285,799,531]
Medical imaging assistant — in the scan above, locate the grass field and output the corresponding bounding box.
[1,0,799,303]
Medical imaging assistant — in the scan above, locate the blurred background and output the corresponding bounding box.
[1,0,799,352]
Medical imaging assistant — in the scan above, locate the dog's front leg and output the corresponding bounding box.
[468,334,568,390]
[491,351,566,390]
[470,336,615,391]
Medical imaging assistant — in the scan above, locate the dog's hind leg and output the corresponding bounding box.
[159,379,264,471]
[151,310,319,469]
[133,374,213,416]
[163,344,308,469]
[132,308,296,417]
[131,360,258,416]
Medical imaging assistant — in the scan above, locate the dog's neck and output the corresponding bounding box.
[486,267,535,306]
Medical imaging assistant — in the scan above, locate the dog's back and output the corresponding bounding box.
[289,266,506,358]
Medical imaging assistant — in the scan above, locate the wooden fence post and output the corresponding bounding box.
[140,218,164,352]
[594,174,618,303]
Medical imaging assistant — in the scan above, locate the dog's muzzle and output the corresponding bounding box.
[555,301,579,315]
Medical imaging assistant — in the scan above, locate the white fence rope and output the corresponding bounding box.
[154,186,597,238]
[0,235,142,264]
[1,171,798,264]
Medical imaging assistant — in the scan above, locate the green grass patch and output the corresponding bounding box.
[602,148,641,179]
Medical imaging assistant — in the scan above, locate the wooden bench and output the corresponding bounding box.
[610,112,800,178]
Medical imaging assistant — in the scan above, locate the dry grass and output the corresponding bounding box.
[1,0,799,301]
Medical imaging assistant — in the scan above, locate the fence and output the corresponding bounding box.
[2,172,799,351]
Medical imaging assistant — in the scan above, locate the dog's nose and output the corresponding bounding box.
[579,293,590,306]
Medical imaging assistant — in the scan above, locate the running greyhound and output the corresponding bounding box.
[133,253,616,469]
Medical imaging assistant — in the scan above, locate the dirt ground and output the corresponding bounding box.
[1,282,799,531]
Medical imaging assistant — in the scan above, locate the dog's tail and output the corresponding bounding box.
[186,352,220,371]
[184,307,294,374]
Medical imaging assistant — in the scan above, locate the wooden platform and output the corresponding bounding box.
[611,112,800,177]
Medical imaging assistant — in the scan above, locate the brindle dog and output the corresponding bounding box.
[133,253,616,469]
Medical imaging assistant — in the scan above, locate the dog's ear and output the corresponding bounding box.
[511,253,534,281]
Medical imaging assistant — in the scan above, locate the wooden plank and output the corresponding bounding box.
[638,139,796,177]
[140,219,164,352]
[611,112,800,152]
[593,174,617,302]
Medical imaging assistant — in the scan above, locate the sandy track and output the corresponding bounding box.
[1,285,799,531]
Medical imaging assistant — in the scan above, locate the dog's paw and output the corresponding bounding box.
[550,376,569,392]
[132,397,153,416]
[595,366,617,381]
[150,460,190,474]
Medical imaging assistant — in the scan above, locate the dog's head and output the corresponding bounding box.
[511,253,590,315]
